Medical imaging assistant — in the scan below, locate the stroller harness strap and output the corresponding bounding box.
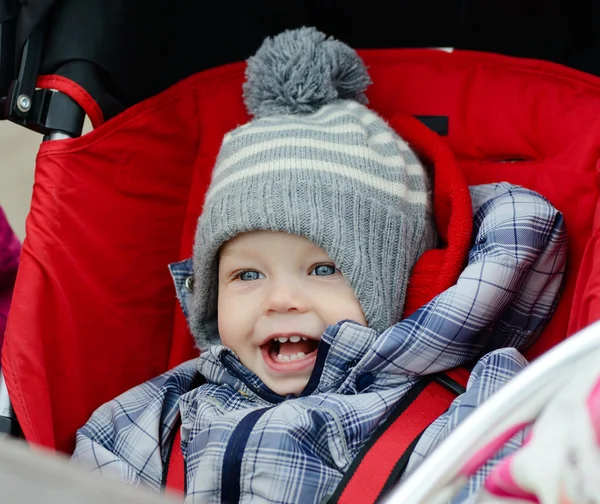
[162,369,468,501]
[164,426,184,496]
[163,369,207,496]
[325,370,468,504]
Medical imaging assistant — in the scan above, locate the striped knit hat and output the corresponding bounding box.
[189,27,436,350]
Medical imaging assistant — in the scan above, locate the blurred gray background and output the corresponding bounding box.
[0,121,38,240]
[0,119,92,240]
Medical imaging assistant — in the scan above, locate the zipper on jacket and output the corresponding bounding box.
[222,353,287,404]
[221,407,270,504]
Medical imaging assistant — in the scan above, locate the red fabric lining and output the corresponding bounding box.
[4,49,600,453]
[390,115,473,316]
[165,428,185,495]
[36,75,105,128]
[446,367,472,387]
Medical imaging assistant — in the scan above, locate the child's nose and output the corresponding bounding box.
[264,279,308,314]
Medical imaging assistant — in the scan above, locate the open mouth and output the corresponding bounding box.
[261,334,320,371]
[268,335,319,361]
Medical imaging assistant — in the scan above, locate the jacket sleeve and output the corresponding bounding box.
[72,424,144,487]
[71,360,198,490]
[358,182,567,384]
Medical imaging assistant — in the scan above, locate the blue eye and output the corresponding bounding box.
[312,264,337,276]
[238,270,263,281]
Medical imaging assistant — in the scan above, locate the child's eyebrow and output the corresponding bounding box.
[218,248,240,259]
[219,247,257,260]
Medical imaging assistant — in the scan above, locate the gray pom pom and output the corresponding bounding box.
[243,27,372,118]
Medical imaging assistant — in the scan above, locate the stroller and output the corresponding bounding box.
[1,0,600,502]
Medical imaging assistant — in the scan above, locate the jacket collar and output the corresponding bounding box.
[168,258,195,321]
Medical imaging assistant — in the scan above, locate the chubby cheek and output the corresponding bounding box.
[217,288,260,353]
[217,293,242,349]
[345,304,367,326]
[331,304,367,327]
[217,312,236,349]
[319,285,367,327]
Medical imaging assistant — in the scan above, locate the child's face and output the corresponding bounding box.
[218,230,367,396]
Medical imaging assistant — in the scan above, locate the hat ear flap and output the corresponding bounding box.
[388,115,473,317]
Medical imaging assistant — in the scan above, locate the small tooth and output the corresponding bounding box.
[278,337,288,343]
[283,355,290,362]
[289,336,301,343]
[289,354,298,361]
[277,354,284,361]
[301,337,307,341]
[296,352,305,358]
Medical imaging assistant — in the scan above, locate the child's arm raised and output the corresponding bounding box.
[348,183,567,385]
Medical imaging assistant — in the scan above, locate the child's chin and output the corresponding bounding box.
[265,377,309,397]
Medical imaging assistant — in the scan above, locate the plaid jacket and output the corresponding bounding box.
[72,183,567,504]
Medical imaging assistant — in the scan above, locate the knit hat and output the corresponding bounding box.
[189,27,437,350]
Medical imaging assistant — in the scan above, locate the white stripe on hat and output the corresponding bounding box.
[395,137,411,152]
[360,110,383,126]
[259,100,361,122]
[206,158,429,204]
[369,132,397,145]
[223,122,368,140]
[213,138,424,178]
[228,110,370,141]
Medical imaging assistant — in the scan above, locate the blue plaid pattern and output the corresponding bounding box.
[72,183,567,503]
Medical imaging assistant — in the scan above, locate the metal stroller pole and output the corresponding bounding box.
[0,370,20,437]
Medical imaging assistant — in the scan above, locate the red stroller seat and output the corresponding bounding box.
[3,47,600,456]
